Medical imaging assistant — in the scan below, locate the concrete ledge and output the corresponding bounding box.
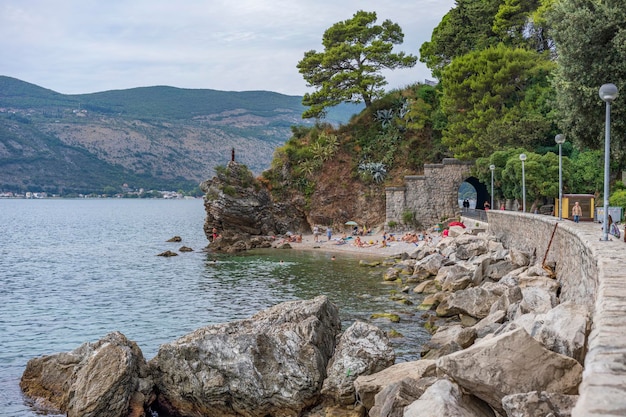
[487,210,626,416]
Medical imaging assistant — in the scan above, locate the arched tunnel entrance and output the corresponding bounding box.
[459,176,491,210]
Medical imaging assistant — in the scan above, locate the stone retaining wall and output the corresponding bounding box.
[487,210,626,416]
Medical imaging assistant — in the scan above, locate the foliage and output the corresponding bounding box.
[610,189,626,212]
[359,162,388,183]
[475,147,606,205]
[297,10,417,119]
[440,44,557,159]
[548,0,626,170]
[401,210,416,226]
[493,0,555,53]
[419,0,504,78]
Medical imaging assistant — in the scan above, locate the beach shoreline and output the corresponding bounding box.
[279,232,425,258]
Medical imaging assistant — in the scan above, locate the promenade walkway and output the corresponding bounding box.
[486,212,626,417]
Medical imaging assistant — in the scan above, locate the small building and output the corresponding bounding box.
[555,194,595,221]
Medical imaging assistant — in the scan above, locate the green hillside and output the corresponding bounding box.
[0,76,361,196]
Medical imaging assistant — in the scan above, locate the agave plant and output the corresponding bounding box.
[375,109,394,129]
[359,161,387,183]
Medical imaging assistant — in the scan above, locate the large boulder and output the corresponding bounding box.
[149,296,341,417]
[404,379,496,417]
[453,235,490,260]
[434,264,472,292]
[353,360,436,410]
[529,301,590,363]
[436,328,582,414]
[436,285,502,319]
[20,332,153,417]
[412,253,447,280]
[321,321,395,405]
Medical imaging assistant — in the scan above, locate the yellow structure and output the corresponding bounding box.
[555,194,595,221]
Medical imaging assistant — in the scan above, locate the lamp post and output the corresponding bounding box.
[489,164,495,211]
[599,83,618,241]
[520,154,527,212]
[555,134,566,220]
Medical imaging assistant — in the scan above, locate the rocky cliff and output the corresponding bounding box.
[200,161,309,252]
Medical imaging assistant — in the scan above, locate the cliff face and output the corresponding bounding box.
[201,161,309,251]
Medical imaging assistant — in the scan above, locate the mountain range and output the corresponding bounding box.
[0,76,359,195]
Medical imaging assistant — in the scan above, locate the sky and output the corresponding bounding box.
[0,0,456,96]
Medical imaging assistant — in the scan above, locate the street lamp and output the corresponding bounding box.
[489,164,495,210]
[599,83,618,241]
[520,154,527,212]
[555,134,566,220]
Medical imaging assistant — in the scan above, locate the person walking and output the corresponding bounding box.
[572,201,582,223]
[313,225,320,242]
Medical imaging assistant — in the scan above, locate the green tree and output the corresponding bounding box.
[440,44,556,159]
[297,10,417,119]
[419,0,504,78]
[548,0,626,169]
[492,0,555,52]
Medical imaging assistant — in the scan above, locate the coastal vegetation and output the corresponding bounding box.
[262,1,626,221]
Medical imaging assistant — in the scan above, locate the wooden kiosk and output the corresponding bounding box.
[555,194,595,221]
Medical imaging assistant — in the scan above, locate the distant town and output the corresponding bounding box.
[0,190,200,199]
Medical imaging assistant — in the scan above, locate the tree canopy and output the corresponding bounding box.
[548,0,626,169]
[297,10,417,119]
[440,44,556,159]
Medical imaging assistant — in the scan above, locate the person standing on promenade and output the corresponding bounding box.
[572,201,582,223]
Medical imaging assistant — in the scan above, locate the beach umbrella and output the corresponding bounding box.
[345,221,358,226]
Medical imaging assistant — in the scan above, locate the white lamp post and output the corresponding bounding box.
[520,154,527,212]
[599,83,618,241]
[489,164,495,210]
[555,134,566,220]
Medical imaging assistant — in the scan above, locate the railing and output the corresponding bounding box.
[460,208,488,222]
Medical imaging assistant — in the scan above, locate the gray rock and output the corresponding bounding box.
[413,279,439,294]
[404,379,496,417]
[454,235,489,260]
[202,161,309,252]
[353,360,436,410]
[530,301,590,363]
[422,325,477,358]
[436,328,582,414]
[436,286,502,319]
[369,377,438,417]
[472,310,507,339]
[321,321,395,406]
[502,391,578,417]
[150,296,341,417]
[520,286,557,314]
[435,264,472,292]
[20,332,152,417]
[484,260,518,281]
[413,253,447,279]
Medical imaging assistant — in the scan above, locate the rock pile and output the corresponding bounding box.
[362,228,588,416]
[20,296,395,417]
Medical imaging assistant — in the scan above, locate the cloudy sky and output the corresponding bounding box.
[0,0,455,96]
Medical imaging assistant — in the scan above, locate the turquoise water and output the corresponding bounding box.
[0,199,428,417]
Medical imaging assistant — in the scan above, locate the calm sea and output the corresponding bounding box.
[0,198,429,417]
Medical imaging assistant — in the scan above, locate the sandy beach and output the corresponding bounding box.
[281,232,427,258]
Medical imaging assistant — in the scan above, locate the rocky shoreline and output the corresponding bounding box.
[20,226,587,417]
